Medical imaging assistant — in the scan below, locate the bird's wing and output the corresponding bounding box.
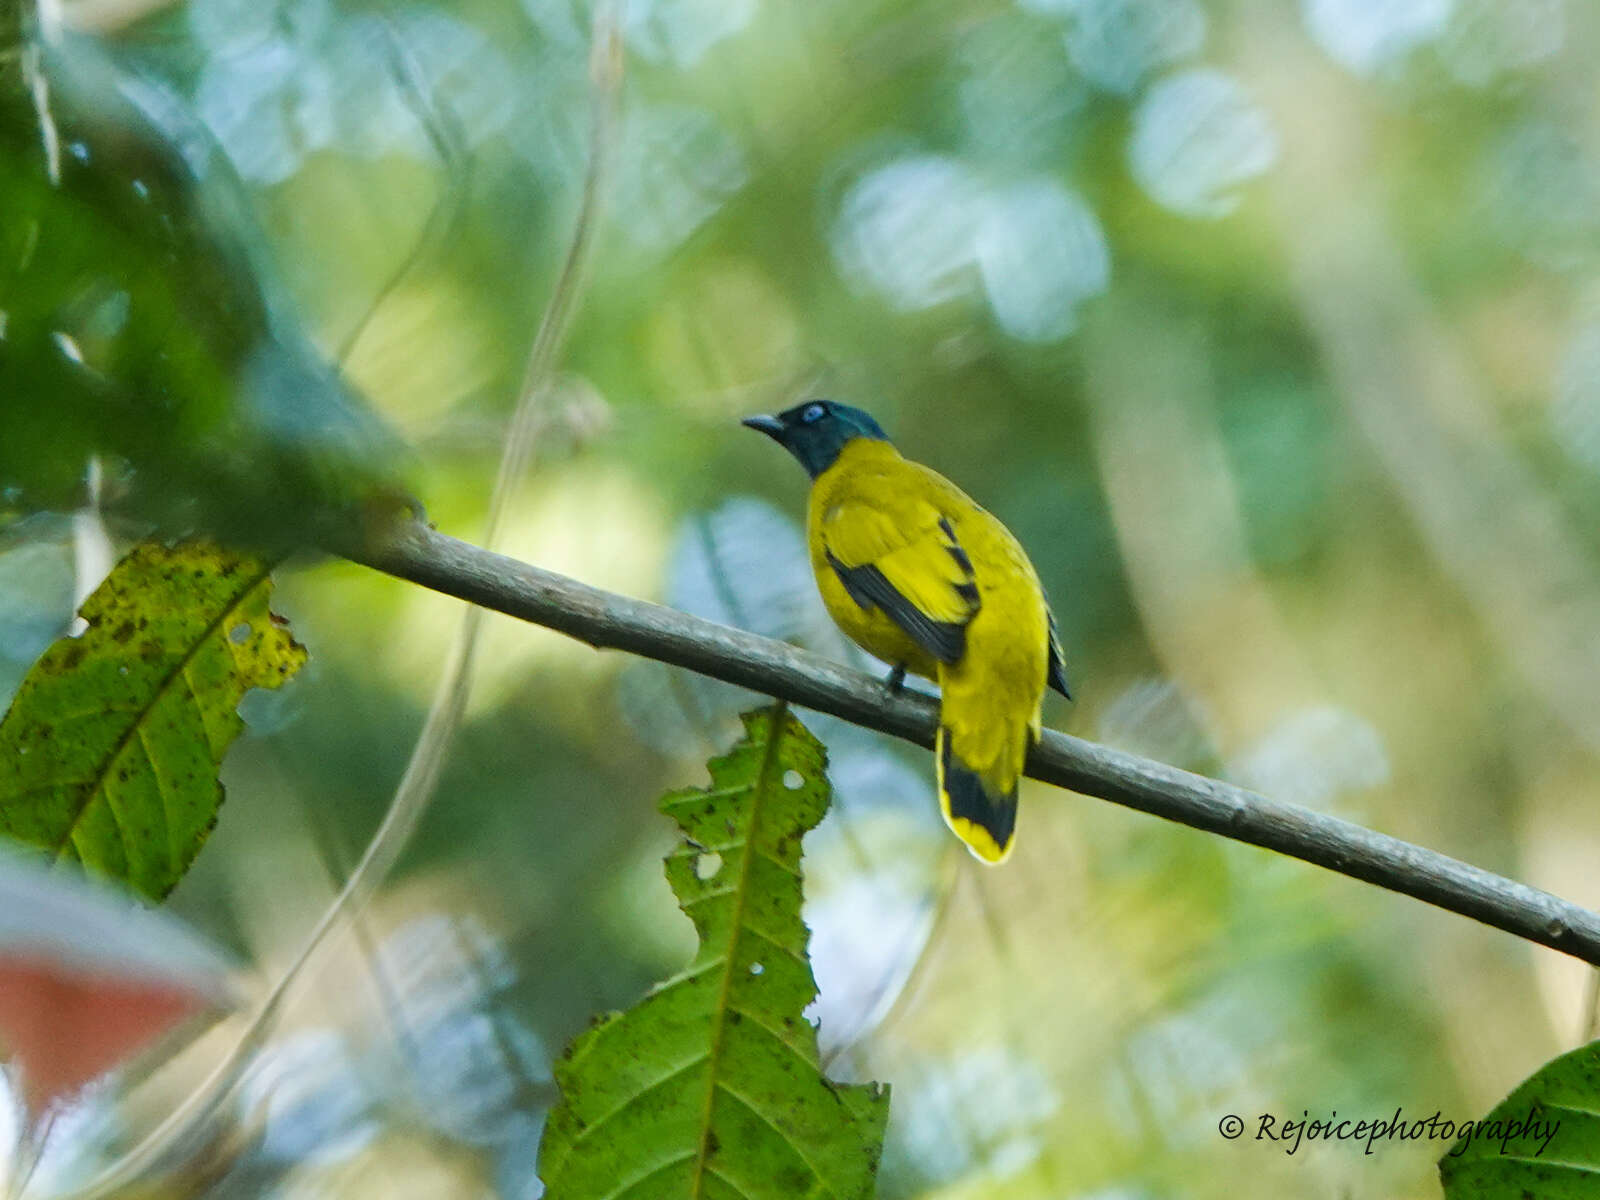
[1045,608,1072,700]
[821,501,980,665]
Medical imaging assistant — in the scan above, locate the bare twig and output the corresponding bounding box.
[339,518,1600,969]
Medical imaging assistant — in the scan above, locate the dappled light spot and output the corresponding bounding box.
[612,104,748,255]
[832,154,988,312]
[1227,706,1389,811]
[804,824,945,1058]
[881,1048,1059,1185]
[1110,1011,1257,1135]
[954,17,1086,164]
[326,12,516,158]
[0,1082,118,1196]
[1300,0,1451,76]
[381,12,516,150]
[194,35,328,185]
[834,154,1111,339]
[976,177,1109,341]
[1478,121,1600,271]
[617,658,751,755]
[374,913,552,1144]
[50,331,85,365]
[667,498,835,647]
[1097,677,1214,770]
[516,0,588,46]
[1128,69,1278,219]
[783,769,804,790]
[343,278,508,426]
[191,1,514,182]
[59,289,130,371]
[1050,0,1208,95]
[621,496,858,752]
[0,538,74,668]
[238,1030,380,1166]
[694,850,723,880]
[187,0,330,58]
[623,0,757,68]
[822,739,939,814]
[504,46,591,183]
[1439,0,1565,86]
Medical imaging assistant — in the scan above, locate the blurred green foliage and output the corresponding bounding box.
[4,0,1600,1196]
[0,20,407,538]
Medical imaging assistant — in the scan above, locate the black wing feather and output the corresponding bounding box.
[825,550,968,665]
[1046,609,1072,700]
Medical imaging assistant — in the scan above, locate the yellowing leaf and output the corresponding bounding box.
[0,541,305,899]
[539,704,889,1199]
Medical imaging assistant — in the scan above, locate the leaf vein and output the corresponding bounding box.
[133,724,174,873]
[45,563,276,862]
[560,1051,711,1154]
[739,923,809,969]
[715,1081,838,1196]
[727,1002,819,1072]
[595,1149,696,1200]
[689,708,787,1197]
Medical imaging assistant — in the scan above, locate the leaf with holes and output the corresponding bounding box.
[0,541,305,899]
[539,703,889,1199]
[1439,1041,1600,1196]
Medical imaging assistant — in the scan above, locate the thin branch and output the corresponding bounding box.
[338,517,1600,969]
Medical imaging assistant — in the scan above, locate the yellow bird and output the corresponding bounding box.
[743,400,1070,863]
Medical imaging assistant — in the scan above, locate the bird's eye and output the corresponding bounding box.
[801,403,826,424]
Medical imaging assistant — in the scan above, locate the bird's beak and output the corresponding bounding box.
[741,414,785,440]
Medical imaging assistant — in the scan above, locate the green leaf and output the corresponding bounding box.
[539,704,889,1199]
[0,29,410,538]
[0,541,306,900]
[1439,1041,1600,1197]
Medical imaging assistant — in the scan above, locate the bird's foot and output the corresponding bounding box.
[884,664,906,696]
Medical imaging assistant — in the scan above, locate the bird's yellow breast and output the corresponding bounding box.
[805,439,1051,714]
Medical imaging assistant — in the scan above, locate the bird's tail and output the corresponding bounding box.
[936,726,1018,864]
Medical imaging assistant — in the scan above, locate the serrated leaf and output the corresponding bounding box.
[1439,1041,1600,1197]
[539,704,889,1199]
[0,541,306,899]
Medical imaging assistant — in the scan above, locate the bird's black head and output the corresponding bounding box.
[741,400,890,478]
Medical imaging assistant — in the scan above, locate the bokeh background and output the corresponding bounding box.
[5,0,1600,1195]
